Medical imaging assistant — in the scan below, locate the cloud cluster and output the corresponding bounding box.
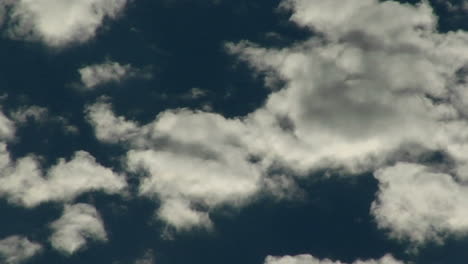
[78,61,151,90]
[0,149,126,207]
[86,0,468,241]
[0,236,42,264]
[49,203,108,254]
[87,101,263,230]
[228,0,468,245]
[0,0,128,47]
[264,254,403,264]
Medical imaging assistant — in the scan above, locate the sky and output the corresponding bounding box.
[0,0,468,263]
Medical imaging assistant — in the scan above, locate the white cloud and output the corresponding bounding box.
[0,236,42,264]
[371,162,468,244]
[1,0,128,47]
[78,61,151,90]
[0,110,15,141]
[87,100,263,230]
[0,150,127,207]
[49,203,108,254]
[264,254,403,264]
[86,0,468,240]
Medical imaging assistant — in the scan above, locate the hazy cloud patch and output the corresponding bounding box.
[0,236,42,264]
[49,203,108,254]
[78,61,152,90]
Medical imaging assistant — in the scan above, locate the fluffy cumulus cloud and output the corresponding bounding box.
[87,100,263,230]
[371,162,468,244]
[0,0,128,47]
[78,61,151,90]
[0,149,126,207]
[49,203,108,254]
[228,0,468,244]
[0,236,42,264]
[264,254,403,264]
[86,0,468,244]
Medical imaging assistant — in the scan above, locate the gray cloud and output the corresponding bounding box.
[78,61,152,90]
[0,236,42,264]
[49,203,108,254]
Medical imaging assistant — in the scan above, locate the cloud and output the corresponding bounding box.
[0,110,15,141]
[264,254,403,264]
[134,250,155,264]
[371,162,468,245]
[86,0,468,241]
[0,236,42,264]
[9,106,48,124]
[87,100,263,230]
[78,61,152,90]
[0,150,127,207]
[0,0,128,47]
[226,0,468,174]
[435,0,468,13]
[49,203,108,254]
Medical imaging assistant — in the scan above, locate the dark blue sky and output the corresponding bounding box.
[1,1,468,264]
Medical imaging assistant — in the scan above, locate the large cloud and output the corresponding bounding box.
[0,0,128,47]
[0,236,42,264]
[49,203,108,254]
[87,101,264,230]
[227,0,468,174]
[264,254,403,264]
[86,0,468,243]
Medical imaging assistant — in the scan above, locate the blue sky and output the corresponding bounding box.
[1,0,468,263]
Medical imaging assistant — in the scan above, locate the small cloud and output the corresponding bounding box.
[182,87,208,100]
[49,203,108,255]
[0,0,129,47]
[0,236,42,264]
[10,106,48,124]
[77,61,152,91]
[134,250,155,264]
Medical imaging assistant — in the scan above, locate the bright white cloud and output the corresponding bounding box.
[78,61,151,90]
[1,0,128,47]
[0,236,42,264]
[49,203,108,254]
[371,162,468,244]
[87,100,263,230]
[86,0,468,241]
[264,254,403,264]
[0,150,127,207]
